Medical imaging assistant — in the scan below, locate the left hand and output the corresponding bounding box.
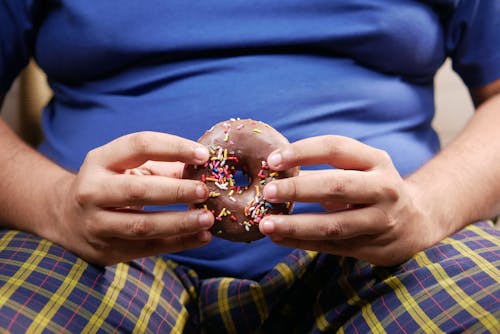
[259,135,443,266]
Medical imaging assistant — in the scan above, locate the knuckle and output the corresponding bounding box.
[129,132,154,154]
[174,182,186,201]
[375,149,392,166]
[176,213,194,235]
[324,135,358,162]
[323,134,340,145]
[322,220,343,239]
[286,179,298,200]
[87,237,109,253]
[327,178,348,196]
[381,184,399,202]
[85,215,103,235]
[385,215,397,229]
[286,221,297,236]
[127,215,154,236]
[323,135,340,156]
[74,184,94,207]
[374,207,395,229]
[124,181,149,204]
[84,148,100,163]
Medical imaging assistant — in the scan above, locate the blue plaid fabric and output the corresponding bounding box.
[0,221,499,333]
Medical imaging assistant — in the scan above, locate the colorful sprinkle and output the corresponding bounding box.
[218,208,227,217]
[192,121,292,233]
[243,221,252,231]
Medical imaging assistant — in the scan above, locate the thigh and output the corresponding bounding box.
[199,248,341,334]
[199,221,500,334]
[0,229,199,334]
[329,221,500,334]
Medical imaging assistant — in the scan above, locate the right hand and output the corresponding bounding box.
[43,131,214,266]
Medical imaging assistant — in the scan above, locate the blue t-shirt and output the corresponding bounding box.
[1,0,499,279]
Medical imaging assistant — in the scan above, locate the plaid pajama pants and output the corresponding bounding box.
[0,221,499,333]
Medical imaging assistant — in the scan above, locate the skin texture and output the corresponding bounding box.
[0,125,215,266]
[0,79,499,267]
[259,78,500,266]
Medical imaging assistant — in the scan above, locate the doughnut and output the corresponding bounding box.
[183,119,299,242]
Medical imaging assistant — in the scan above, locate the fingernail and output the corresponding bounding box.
[264,183,278,200]
[198,212,213,228]
[260,219,275,234]
[194,147,209,163]
[196,184,208,199]
[267,152,282,168]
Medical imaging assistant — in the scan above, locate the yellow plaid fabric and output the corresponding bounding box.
[0,221,499,333]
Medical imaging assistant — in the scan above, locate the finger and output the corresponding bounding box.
[88,209,214,239]
[123,231,213,258]
[81,174,209,207]
[259,207,391,240]
[142,161,185,178]
[268,238,351,256]
[91,231,212,265]
[125,168,151,176]
[89,131,209,171]
[321,201,353,212]
[298,169,329,177]
[298,170,356,210]
[269,236,381,261]
[126,161,185,178]
[267,135,391,171]
[270,235,407,266]
[263,170,387,204]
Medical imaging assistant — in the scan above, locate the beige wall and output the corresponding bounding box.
[433,59,474,145]
[1,78,20,131]
[1,63,48,144]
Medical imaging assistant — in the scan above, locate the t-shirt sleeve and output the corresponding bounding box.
[445,0,500,88]
[0,0,38,94]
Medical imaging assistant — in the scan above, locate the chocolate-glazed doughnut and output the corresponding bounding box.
[183,119,299,242]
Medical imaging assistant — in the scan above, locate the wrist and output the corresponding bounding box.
[0,126,74,242]
[404,176,454,247]
[35,169,76,244]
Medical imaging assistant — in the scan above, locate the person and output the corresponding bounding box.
[0,0,499,333]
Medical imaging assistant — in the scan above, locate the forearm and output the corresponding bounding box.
[408,93,500,236]
[0,118,72,236]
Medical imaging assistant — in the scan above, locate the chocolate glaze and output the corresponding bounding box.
[183,119,299,242]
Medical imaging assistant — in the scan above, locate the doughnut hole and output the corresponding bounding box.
[233,169,252,188]
[182,118,299,242]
